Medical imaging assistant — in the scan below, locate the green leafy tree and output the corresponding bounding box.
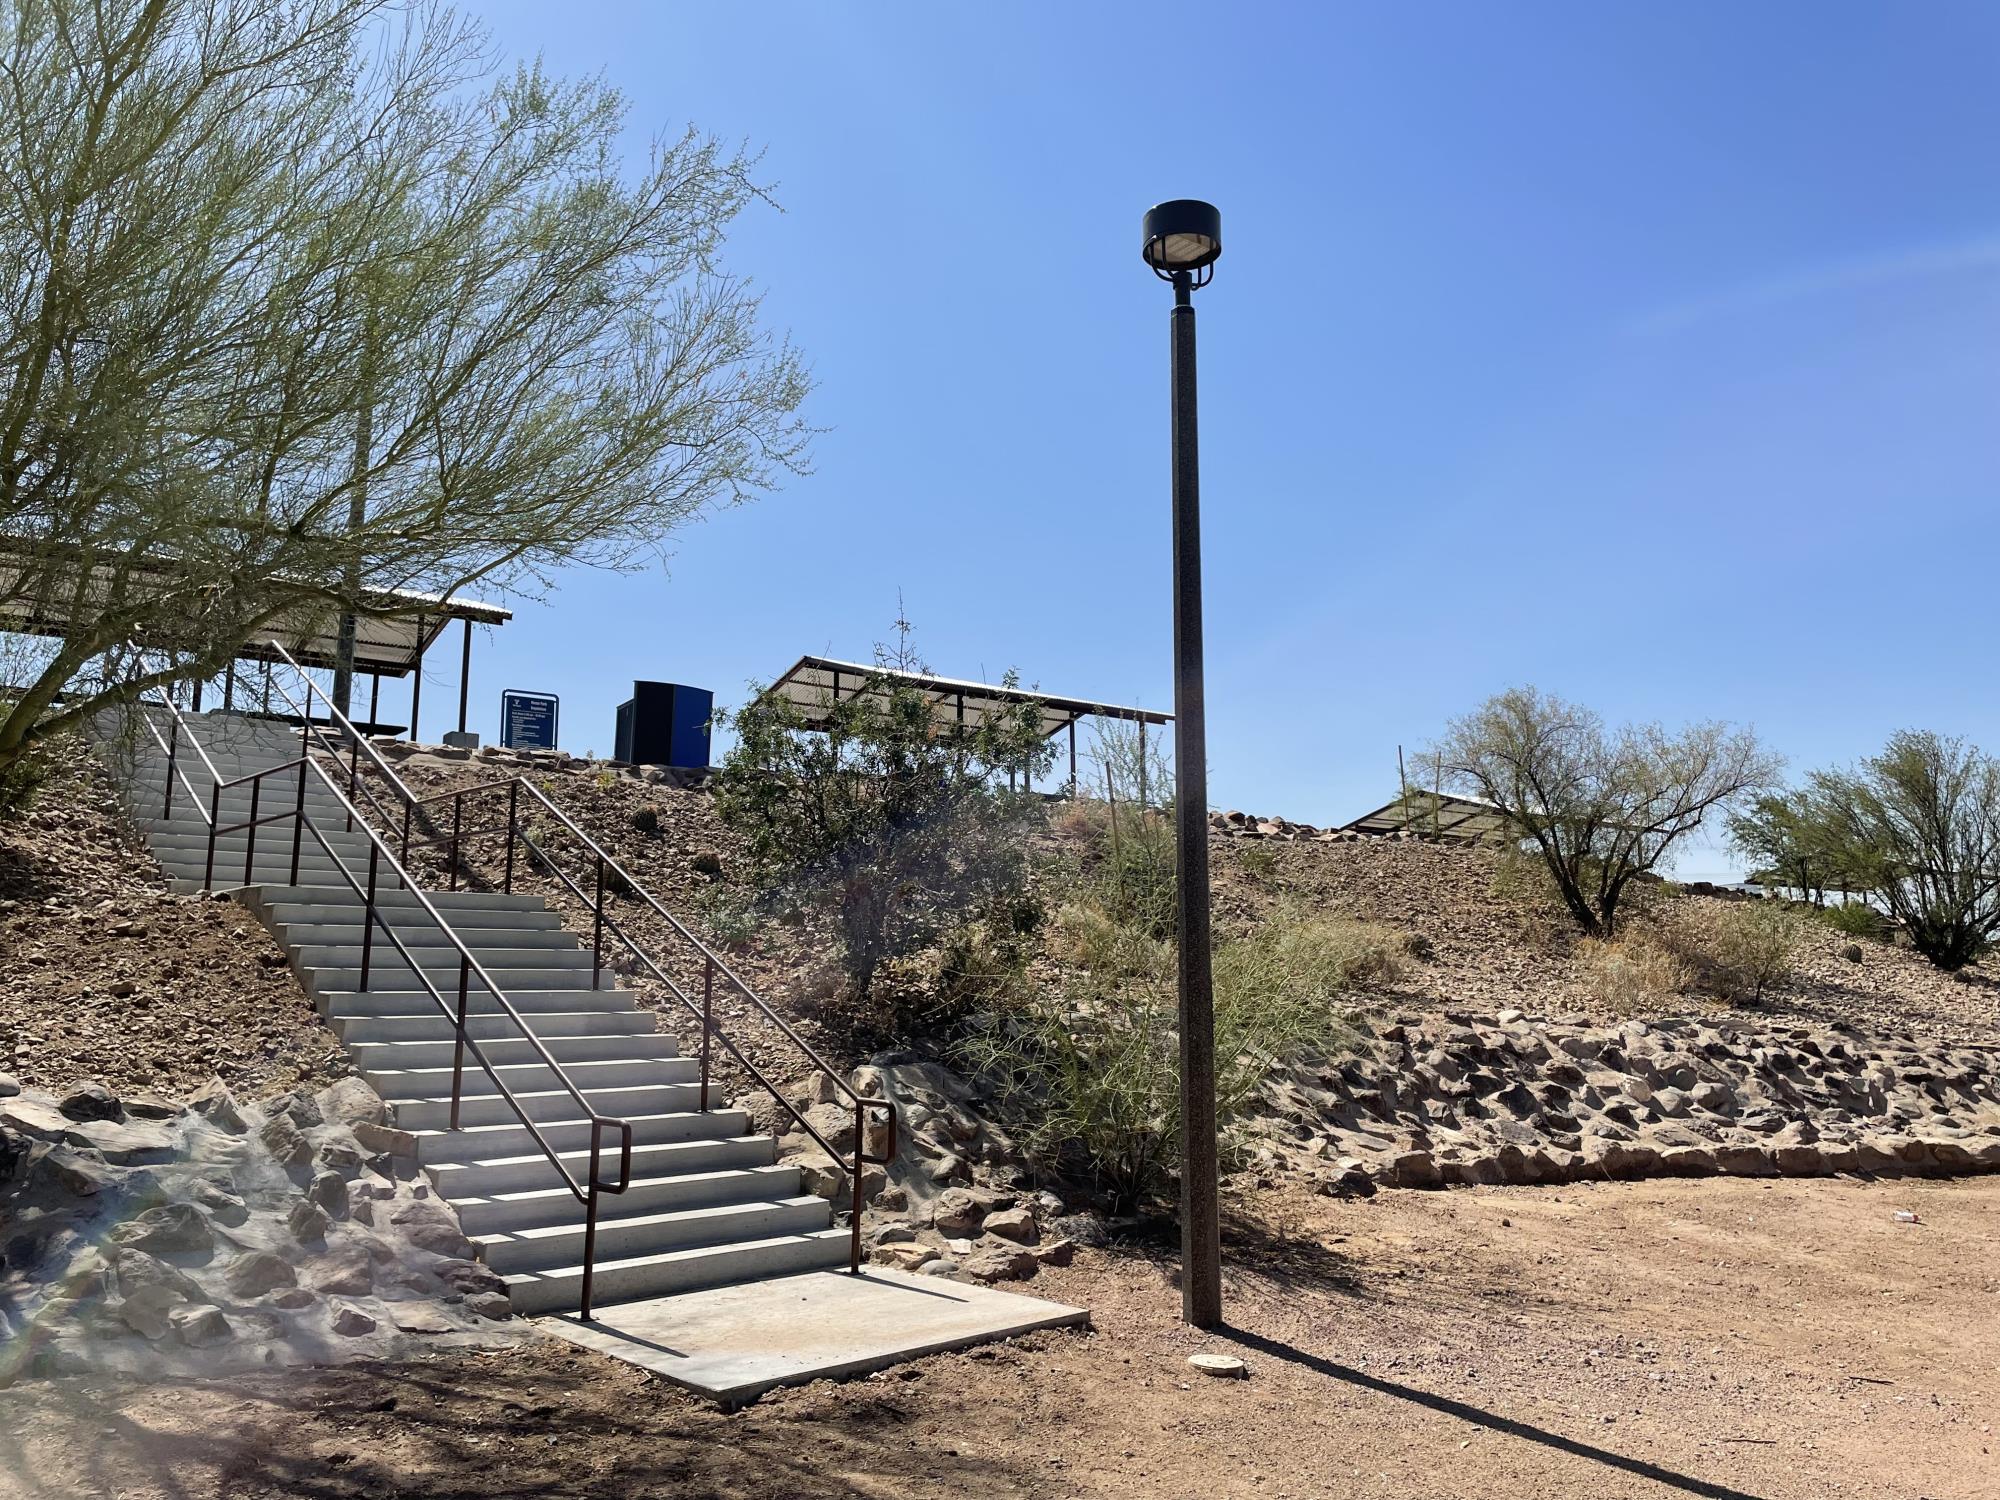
[1809,731,2000,970]
[711,638,1055,1008]
[1437,687,1778,936]
[1726,789,1852,905]
[0,0,810,772]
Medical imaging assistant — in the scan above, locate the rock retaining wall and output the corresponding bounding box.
[1255,1011,2000,1192]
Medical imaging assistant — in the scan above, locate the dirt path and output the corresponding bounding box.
[4,1176,1996,1499]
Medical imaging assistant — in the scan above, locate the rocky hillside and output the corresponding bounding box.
[0,746,340,1099]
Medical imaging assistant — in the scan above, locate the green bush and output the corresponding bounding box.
[1818,900,1888,943]
[1700,900,1804,1004]
[959,910,1382,1211]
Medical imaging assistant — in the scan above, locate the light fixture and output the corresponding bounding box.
[1141,199,1222,285]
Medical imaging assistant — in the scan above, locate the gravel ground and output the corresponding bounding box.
[5,1173,1995,1498]
[0,748,340,1100]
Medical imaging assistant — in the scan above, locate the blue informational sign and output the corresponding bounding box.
[500,690,559,752]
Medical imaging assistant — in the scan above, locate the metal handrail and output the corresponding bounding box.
[248,640,897,1273]
[134,698,223,825]
[155,686,633,1319]
[419,774,899,1271]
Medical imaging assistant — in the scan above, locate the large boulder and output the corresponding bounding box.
[315,1078,387,1131]
[109,1203,213,1255]
[259,1112,313,1171]
[57,1082,122,1122]
[225,1251,298,1297]
[189,1079,247,1133]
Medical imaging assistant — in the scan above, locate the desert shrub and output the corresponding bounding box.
[1696,901,1804,1004]
[1047,901,1175,983]
[960,910,1367,1211]
[1818,900,1889,943]
[696,887,760,950]
[1576,930,1694,1014]
[711,633,1052,1007]
[1094,802,1177,940]
[1213,913,1407,1004]
[1808,732,2000,970]
[629,805,662,837]
[1238,844,1278,883]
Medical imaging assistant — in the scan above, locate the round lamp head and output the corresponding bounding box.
[1142,199,1222,283]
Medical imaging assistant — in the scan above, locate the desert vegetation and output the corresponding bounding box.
[0,0,810,774]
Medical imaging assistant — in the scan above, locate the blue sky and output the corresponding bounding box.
[440,2,2000,878]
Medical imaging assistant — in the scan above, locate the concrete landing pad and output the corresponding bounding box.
[539,1268,1090,1405]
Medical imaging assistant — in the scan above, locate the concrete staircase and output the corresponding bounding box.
[114,710,849,1314]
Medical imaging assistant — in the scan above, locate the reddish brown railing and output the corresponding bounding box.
[139,686,635,1318]
[255,642,898,1274]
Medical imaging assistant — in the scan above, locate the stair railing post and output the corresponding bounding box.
[360,841,379,992]
[591,854,605,990]
[205,783,220,888]
[243,777,261,887]
[289,758,307,887]
[163,720,178,818]
[503,780,518,894]
[449,790,463,892]
[400,799,412,866]
[448,953,469,1131]
[849,1099,864,1274]
[582,1122,602,1322]
[346,720,361,833]
[700,957,714,1111]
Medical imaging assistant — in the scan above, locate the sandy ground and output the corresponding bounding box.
[5,1174,1996,1500]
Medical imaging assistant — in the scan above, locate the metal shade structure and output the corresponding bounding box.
[1341,790,1519,847]
[761,655,1167,739]
[0,539,509,679]
[760,655,1170,800]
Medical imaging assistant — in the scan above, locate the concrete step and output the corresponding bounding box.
[249,886,551,918]
[327,986,640,1019]
[414,1108,743,1166]
[307,964,614,996]
[502,1227,852,1316]
[336,1009,659,1044]
[392,1082,700,1133]
[297,942,593,974]
[427,1131,772,1197]
[450,1162,800,1236]
[478,1195,831,1275]
[274,921,575,951]
[154,849,386,887]
[348,1031,678,1072]
[364,1052,695,1101]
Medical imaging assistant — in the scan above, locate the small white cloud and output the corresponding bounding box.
[1626,232,2000,336]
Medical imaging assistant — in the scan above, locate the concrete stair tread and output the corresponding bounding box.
[475,1196,830,1270]
[428,1132,770,1178]
[500,1227,853,1311]
[480,1193,827,1247]
[411,1107,742,1155]
[366,1055,691,1090]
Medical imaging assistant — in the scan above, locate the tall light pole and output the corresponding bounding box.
[1143,198,1222,1329]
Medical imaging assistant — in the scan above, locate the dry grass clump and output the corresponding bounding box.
[1577,929,1696,1014]
[1659,899,1806,1005]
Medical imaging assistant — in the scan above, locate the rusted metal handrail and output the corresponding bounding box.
[163,683,634,1319]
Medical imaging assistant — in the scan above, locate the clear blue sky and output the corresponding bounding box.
[439,2,1999,878]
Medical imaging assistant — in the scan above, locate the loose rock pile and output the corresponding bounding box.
[1253,1010,2000,1192]
[0,1074,522,1383]
[1210,809,1359,842]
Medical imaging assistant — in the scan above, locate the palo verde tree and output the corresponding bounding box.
[1437,687,1778,936]
[711,633,1055,1013]
[0,0,810,774]
[1726,787,1854,906]
[1808,731,2000,970]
